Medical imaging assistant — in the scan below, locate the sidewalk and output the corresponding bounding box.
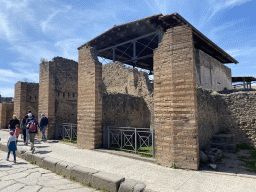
[0,129,256,192]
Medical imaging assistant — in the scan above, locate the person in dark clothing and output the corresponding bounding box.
[39,113,48,142]
[26,113,39,153]
[9,115,20,132]
[21,117,28,145]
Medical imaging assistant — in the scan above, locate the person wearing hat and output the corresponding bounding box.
[26,113,39,153]
[6,131,17,163]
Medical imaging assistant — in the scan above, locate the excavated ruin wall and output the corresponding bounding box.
[102,62,153,128]
[197,88,256,149]
[102,93,150,128]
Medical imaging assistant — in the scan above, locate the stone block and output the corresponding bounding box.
[56,161,77,178]
[33,154,47,166]
[118,179,146,192]
[42,157,60,171]
[92,171,125,192]
[70,165,98,183]
[24,151,33,161]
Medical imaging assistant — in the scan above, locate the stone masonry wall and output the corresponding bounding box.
[77,46,103,149]
[14,82,39,121]
[102,61,153,127]
[153,25,199,170]
[102,93,150,128]
[197,89,256,149]
[197,88,219,150]
[216,90,256,146]
[38,57,78,139]
[194,49,232,91]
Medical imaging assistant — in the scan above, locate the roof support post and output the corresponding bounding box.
[112,47,116,62]
[133,40,136,68]
[243,78,246,89]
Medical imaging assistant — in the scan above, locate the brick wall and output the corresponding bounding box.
[153,25,199,170]
[14,82,39,121]
[77,46,103,149]
[0,103,14,128]
[38,57,78,139]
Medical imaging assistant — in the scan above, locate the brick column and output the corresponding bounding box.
[77,46,103,149]
[153,25,199,170]
[38,62,56,139]
[14,82,27,120]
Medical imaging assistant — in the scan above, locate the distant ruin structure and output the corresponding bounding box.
[14,82,39,121]
[0,96,14,128]
[77,13,238,170]
[38,57,78,139]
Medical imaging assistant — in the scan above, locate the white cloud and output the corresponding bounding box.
[0,68,38,83]
[0,87,14,97]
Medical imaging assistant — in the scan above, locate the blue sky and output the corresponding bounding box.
[0,0,255,97]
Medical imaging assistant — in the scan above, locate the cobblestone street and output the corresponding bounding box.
[0,151,95,192]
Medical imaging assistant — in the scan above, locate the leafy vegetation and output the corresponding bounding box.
[237,143,256,173]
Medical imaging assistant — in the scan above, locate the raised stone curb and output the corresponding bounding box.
[56,161,77,178]
[42,156,60,171]
[70,165,98,183]
[0,141,146,192]
[92,171,125,192]
[118,179,146,192]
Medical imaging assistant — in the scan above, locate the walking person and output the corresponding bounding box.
[26,113,39,154]
[6,131,17,163]
[14,124,21,144]
[39,113,48,142]
[21,117,28,145]
[9,115,20,132]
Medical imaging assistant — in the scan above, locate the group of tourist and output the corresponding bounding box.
[6,111,48,163]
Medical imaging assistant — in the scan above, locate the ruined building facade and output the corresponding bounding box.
[14,82,39,121]
[0,96,14,128]
[38,57,78,139]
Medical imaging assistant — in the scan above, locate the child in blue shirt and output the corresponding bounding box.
[6,131,17,163]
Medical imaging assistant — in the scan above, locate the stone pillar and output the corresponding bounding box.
[77,46,103,149]
[153,25,199,170]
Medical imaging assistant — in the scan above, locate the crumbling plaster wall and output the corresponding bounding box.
[195,49,232,91]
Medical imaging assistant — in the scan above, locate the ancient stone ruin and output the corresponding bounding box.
[0,95,14,128]
[6,13,256,171]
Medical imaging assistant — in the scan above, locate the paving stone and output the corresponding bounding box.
[54,183,83,190]
[37,178,72,187]
[61,188,94,192]
[0,171,8,177]
[37,187,59,192]
[18,172,41,185]
[1,172,29,181]
[1,183,25,192]
[18,185,42,192]
[0,180,15,190]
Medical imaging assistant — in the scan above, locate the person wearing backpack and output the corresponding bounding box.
[39,113,48,142]
[26,113,39,153]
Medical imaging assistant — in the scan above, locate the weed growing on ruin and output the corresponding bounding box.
[62,174,66,178]
[82,182,92,187]
[172,163,178,169]
[61,138,77,144]
[29,160,36,164]
[70,176,76,181]
[237,143,256,173]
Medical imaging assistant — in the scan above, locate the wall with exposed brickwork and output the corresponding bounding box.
[14,82,39,121]
[0,103,14,128]
[153,25,199,170]
[38,57,78,139]
[77,46,103,149]
[194,49,232,91]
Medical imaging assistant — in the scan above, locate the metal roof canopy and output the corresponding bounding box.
[78,13,238,70]
[232,76,256,83]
